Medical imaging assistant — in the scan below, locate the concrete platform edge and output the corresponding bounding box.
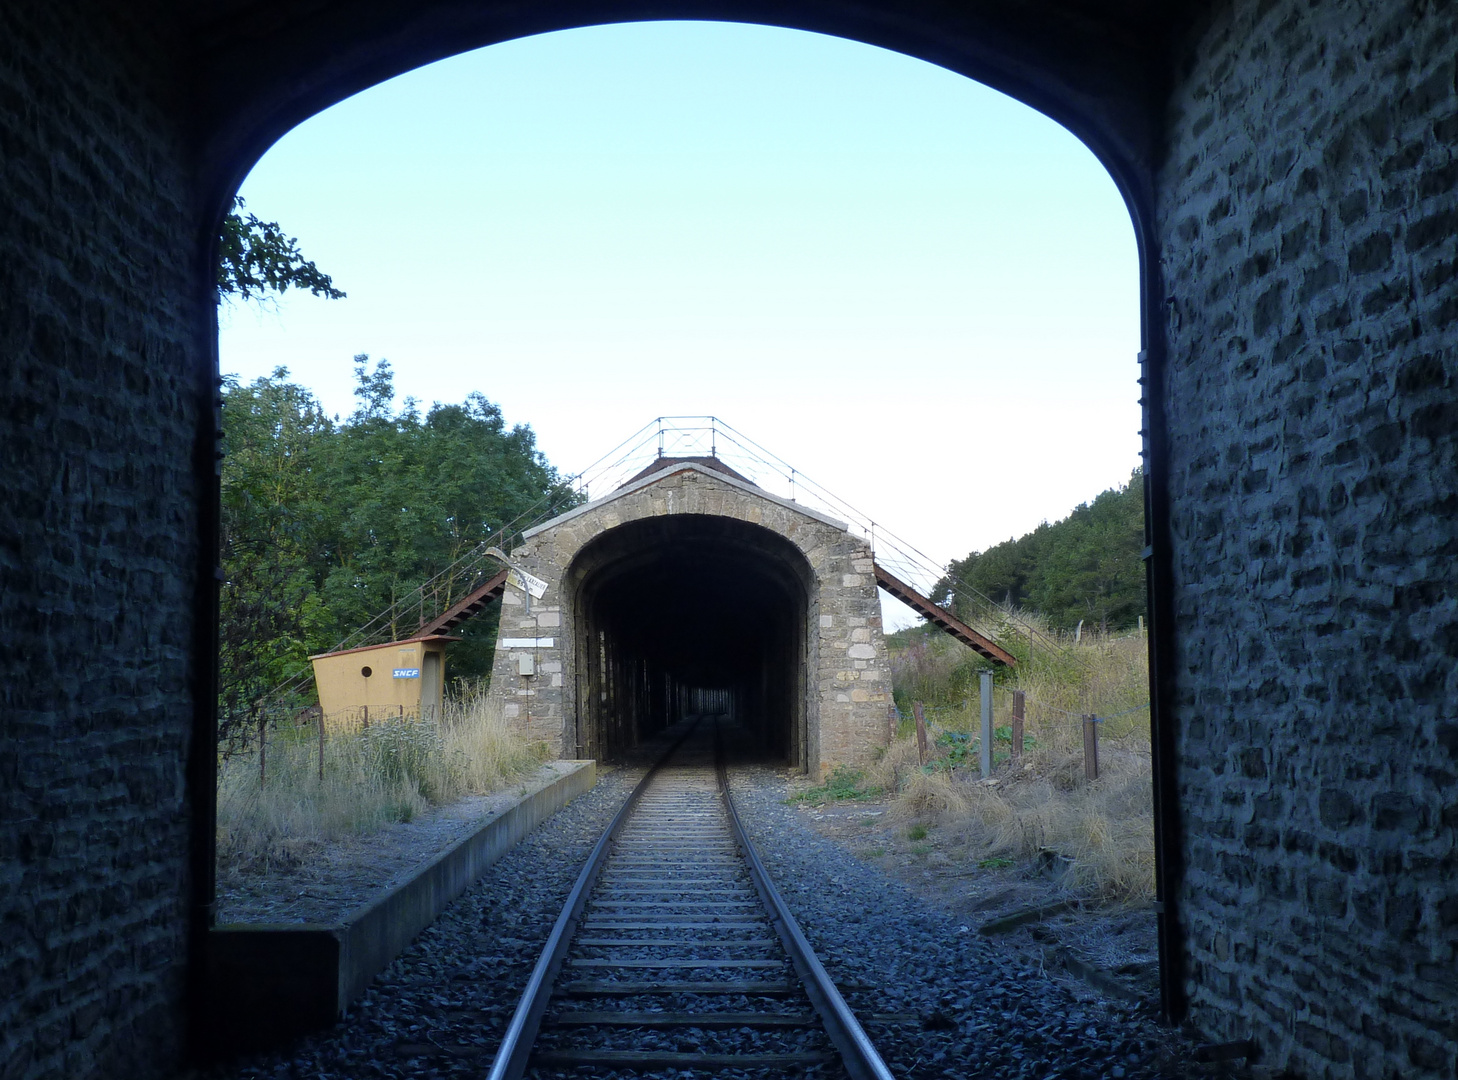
[205,760,597,1054]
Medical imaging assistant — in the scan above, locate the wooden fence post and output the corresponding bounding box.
[979,671,994,779]
[1083,714,1099,780]
[318,711,326,783]
[1011,690,1025,763]
[913,701,928,766]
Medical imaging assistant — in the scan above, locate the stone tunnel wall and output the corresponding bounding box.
[0,5,203,1080]
[484,466,892,775]
[1157,0,1457,1074]
[0,2,1454,1078]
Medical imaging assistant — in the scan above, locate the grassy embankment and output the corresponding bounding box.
[804,617,1154,904]
[217,682,545,871]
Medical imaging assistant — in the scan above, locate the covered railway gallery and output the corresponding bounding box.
[483,459,893,774]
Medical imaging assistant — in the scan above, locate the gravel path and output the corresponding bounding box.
[201,727,1199,1080]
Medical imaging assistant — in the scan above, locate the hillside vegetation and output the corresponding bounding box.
[933,469,1144,633]
[872,620,1154,904]
[823,476,1155,905]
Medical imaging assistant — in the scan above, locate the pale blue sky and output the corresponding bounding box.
[221,20,1142,628]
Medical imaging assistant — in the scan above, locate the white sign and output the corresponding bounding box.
[500,638,554,649]
[392,668,420,679]
[506,567,548,600]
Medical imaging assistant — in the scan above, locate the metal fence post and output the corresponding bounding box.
[1083,715,1099,780]
[1011,690,1026,763]
[980,671,994,779]
[913,702,928,766]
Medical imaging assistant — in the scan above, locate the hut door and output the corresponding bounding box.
[421,652,442,722]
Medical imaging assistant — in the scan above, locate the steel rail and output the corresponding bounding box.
[713,723,897,1080]
[485,721,698,1080]
[489,718,896,1079]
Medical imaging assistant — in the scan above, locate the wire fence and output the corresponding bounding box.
[895,687,1153,778]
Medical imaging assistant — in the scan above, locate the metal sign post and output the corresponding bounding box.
[980,670,994,778]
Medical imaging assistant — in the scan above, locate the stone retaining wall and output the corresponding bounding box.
[0,6,203,1079]
[1158,0,1458,1073]
[1,2,1455,1077]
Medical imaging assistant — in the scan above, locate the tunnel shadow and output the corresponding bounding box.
[567,514,812,768]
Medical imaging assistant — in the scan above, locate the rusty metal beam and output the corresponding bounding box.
[872,564,1017,667]
[419,568,509,636]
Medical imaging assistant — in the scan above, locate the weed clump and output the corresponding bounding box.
[879,618,1155,905]
[791,765,882,805]
[217,684,543,872]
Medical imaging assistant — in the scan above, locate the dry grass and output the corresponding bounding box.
[217,684,544,871]
[945,749,1156,904]
[879,621,1155,905]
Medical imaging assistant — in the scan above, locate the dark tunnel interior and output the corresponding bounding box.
[568,514,811,766]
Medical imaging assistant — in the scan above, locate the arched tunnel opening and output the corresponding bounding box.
[569,514,812,767]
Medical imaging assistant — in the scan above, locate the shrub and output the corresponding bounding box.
[217,684,541,871]
[881,621,1155,905]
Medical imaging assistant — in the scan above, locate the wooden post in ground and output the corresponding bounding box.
[318,712,326,783]
[913,701,928,766]
[1011,690,1026,763]
[980,671,994,779]
[1083,715,1099,780]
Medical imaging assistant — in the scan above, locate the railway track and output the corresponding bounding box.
[488,717,894,1079]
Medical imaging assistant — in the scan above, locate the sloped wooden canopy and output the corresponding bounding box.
[873,563,1017,667]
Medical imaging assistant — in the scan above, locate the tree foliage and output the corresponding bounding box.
[217,196,345,302]
[933,470,1146,633]
[219,359,579,724]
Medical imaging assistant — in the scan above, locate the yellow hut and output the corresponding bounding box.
[309,634,454,727]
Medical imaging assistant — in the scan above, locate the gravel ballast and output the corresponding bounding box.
[725,761,1192,1079]
[202,728,1199,1080]
[199,765,644,1080]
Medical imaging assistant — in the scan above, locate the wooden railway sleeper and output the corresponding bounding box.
[486,718,895,1079]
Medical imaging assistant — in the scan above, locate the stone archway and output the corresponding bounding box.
[567,514,813,765]
[481,460,892,776]
[4,4,1456,1077]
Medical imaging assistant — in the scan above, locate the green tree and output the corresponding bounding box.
[217,359,580,735]
[217,196,345,302]
[308,357,580,667]
[218,370,332,726]
[935,469,1146,633]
